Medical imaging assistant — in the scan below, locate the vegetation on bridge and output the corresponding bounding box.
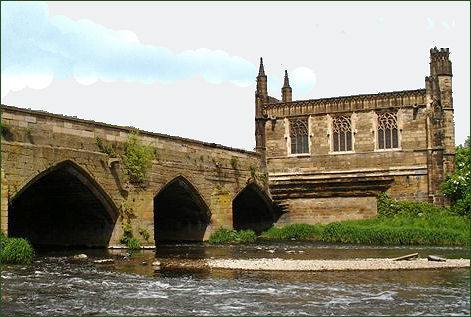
[120,223,142,250]
[0,233,34,264]
[122,133,155,185]
[96,132,155,185]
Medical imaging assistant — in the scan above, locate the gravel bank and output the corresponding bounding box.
[207,258,470,272]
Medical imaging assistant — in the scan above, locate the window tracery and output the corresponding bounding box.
[377,112,399,149]
[289,118,309,154]
[332,115,352,152]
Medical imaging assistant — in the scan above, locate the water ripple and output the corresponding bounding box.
[1,245,469,316]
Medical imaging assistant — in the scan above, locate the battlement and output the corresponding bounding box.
[430,47,450,57]
[430,47,452,76]
[263,89,426,117]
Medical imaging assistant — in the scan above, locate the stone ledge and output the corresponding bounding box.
[268,165,428,180]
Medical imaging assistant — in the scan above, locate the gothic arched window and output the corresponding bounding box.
[289,118,309,154]
[377,112,399,149]
[332,115,352,152]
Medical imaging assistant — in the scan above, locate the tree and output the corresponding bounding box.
[441,136,470,216]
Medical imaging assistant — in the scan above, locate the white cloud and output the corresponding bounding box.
[1,73,53,98]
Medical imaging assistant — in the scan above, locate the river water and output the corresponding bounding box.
[1,242,469,315]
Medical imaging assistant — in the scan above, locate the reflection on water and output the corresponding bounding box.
[153,241,470,261]
[1,243,469,316]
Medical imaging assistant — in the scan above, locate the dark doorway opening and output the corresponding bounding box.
[8,161,117,248]
[232,184,274,234]
[154,177,210,242]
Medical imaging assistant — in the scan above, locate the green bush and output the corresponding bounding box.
[122,132,154,184]
[126,237,141,250]
[209,192,470,246]
[120,223,133,244]
[0,237,34,264]
[321,222,467,246]
[377,193,444,218]
[260,223,324,241]
[208,228,237,244]
[442,137,471,216]
[208,228,257,244]
[236,230,257,243]
[258,198,469,246]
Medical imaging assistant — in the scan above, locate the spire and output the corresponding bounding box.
[281,69,292,102]
[283,70,290,88]
[258,57,265,77]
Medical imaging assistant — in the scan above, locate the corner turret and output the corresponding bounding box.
[256,57,268,112]
[425,47,455,205]
[429,47,452,77]
[255,57,268,163]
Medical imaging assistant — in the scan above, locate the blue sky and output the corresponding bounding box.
[1,1,469,149]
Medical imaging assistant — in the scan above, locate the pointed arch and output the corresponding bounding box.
[232,182,275,233]
[8,160,118,247]
[154,176,210,242]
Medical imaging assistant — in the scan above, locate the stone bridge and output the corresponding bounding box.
[1,105,275,247]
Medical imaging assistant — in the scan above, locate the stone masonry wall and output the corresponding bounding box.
[1,105,264,246]
[265,106,430,200]
[275,197,377,225]
[263,89,435,225]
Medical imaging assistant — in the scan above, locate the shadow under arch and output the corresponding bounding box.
[153,176,210,242]
[232,183,275,234]
[9,160,118,248]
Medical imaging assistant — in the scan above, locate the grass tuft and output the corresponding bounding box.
[260,223,324,241]
[0,234,34,264]
[120,224,141,250]
[208,228,257,244]
[126,237,141,250]
[259,195,470,246]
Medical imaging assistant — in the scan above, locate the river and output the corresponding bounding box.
[1,242,469,315]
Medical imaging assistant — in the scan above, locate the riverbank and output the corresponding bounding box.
[210,195,470,246]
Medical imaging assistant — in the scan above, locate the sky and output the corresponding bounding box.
[1,1,469,150]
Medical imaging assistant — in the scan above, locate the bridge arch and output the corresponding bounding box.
[232,182,275,233]
[8,160,118,247]
[153,176,210,242]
